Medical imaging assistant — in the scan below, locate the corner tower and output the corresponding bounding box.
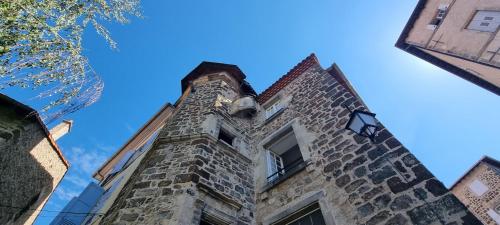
[101,62,258,224]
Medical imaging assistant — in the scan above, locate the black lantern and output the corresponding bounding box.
[344,107,379,141]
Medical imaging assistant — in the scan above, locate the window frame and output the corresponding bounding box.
[427,4,448,29]
[468,179,489,197]
[271,202,326,225]
[263,96,285,120]
[217,128,235,146]
[465,10,500,33]
[262,123,307,189]
[266,150,285,182]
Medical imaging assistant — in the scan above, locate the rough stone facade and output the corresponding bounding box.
[451,157,500,225]
[100,54,481,225]
[0,95,68,225]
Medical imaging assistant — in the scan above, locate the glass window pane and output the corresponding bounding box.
[310,210,326,225]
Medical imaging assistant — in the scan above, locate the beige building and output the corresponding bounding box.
[0,94,70,225]
[397,0,500,95]
[82,103,175,225]
[451,156,500,225]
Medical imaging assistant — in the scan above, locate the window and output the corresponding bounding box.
[467,10,500,32]
[273,203,326,225]
[200,220,215,225]
[218,129,234,146]
[265,128,305,184]
[494,202,500,214]
[468,179,488,197]
[265,98,284,119]
[487,209,500,225]
[427,4,448,29]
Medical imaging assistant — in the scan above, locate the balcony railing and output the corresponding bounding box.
[266,158,307,186]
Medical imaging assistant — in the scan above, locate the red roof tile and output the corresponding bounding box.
[258,53,320,103]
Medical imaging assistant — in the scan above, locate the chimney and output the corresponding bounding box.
[50,120,73,141]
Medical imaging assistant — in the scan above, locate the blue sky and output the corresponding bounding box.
[3,1,499,224]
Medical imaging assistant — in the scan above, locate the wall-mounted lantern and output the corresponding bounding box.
[344,105,379,141]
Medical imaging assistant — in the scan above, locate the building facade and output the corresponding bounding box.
[451,156,500,225]
[0,94,70,225]
[90,54,481,225]
[80,103,175,225]
[50,183,104,225]
[397,0,500,95]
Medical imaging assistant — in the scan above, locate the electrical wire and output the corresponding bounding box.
[0,204,104,216]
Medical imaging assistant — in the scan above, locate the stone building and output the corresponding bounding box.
[80,103,175,225]
[94,54,481,225]
[451,156,500,225]
[396,0,500,95]
[0,93,70,225]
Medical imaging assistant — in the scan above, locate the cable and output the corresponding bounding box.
[0,204,104,216]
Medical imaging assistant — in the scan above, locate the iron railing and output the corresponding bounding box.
[267,158,306,185]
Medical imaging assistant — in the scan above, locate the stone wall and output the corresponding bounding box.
[100,58,481,225]
[0,106,67,225]
[451,162,500,225]
[101,73,256,224]
[252,63,480,225]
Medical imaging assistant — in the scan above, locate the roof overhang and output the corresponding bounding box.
[450,155,500,190]
[395,0,500,95]
[181,61,256,96]
[93,102,175,181]
[0,93,69,168]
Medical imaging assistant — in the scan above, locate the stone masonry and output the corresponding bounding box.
[0,94,68,225]
[100,54,481,225]
[451,156,500,225]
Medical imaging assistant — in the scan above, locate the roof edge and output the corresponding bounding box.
[326,63,369,108]
[93,102,175,180]
[0,93,69,168]
[257,53,320,103]
[181,61,257,96]
[395,0,428,49]
[395,0,500,95]
[449,155,500,190]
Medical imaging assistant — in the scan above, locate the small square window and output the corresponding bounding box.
[480,22,490,26]
[468,179,488,197]
[264,97,284,119]
[218,129,234,146]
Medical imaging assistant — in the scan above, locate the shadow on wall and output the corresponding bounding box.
[0,105,56,224]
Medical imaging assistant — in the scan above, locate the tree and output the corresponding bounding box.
[0,0,141,122]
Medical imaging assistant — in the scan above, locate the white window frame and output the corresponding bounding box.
[427,4,448,30]
[466,10,500,32]
[265,99,283,119]
[266,150,284,182]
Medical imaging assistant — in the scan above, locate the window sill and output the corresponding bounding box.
[261,160,308,193]
[264,108,286,125]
